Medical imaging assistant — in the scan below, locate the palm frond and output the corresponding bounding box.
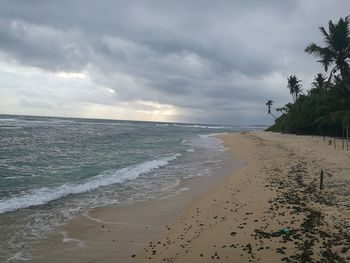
[306,17,350,79]
[305,44,334,71]
[311,73,327,89]
[319,26,331,45]
[305,43,322,54]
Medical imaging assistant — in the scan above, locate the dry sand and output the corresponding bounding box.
[31,131,350,262]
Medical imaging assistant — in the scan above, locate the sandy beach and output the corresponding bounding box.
[32,131,350,262]
[134,132,350,262]
[2,3,350,262]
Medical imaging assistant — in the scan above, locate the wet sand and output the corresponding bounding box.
[31,151,243,263]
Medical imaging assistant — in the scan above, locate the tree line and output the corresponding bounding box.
[267,16,350,137]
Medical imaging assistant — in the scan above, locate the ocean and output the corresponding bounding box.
[0,115,264,261]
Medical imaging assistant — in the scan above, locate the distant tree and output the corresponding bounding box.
[285,103,293,112]
[276,106,288,114]
[266,100,273,114]
[308,73,327,95]
[312,73,327,90]
[287,75,303,102]
[275,103,292,117]
[305,16,350,92]
[266,100,277,119]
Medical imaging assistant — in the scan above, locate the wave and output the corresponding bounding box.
[174,124,229,129]
[0,153,181,214]
[0,118,17,122]
[198,132,228,139]
[201,126,228,129]
[181,133,227,152]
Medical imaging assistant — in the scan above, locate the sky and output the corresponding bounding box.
[0,1,349,125]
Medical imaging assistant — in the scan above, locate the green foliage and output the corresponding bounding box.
[268,17,350,136]
[287,75,303,102]
[268,81,350,135]
[305,16,350,92]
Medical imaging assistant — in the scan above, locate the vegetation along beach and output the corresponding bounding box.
[0,1,349,263]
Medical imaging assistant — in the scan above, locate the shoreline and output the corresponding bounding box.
[26,131,350,262]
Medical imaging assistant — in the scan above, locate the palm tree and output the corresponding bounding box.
[266,100,273,114]
[308,73,328,95]
[305,16,350,92]
[276,106,288,114]
[266,100,277,119]
[312,73,327,90]
[287,75,302,102]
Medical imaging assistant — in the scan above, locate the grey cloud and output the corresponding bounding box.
[0,0,349,124]
[0,19,91,71]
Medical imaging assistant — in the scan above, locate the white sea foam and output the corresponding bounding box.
[0,153,181,214]
[0,118,17,122]
[174,124,228,129]
[0,127,22,130]
[83,214,142,226]
[5,251,31,262]
[198,132,228,139]
[60,231,86,247]
[184,133,227,152]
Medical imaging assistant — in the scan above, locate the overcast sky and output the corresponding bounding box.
[0,0,349,125]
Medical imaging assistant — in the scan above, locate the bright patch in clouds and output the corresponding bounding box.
[82,100,178,122]
[0,59,178,122]
[134,100,177,116]
[55,72,88,79]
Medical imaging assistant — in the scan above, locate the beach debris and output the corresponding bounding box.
[281,227,290,235]
[254,228,294,239]
[276,247,286,254]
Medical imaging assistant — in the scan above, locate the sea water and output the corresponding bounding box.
[0,115,264,261]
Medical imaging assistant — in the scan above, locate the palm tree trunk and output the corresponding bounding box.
[270,112,277,119]
[326,66,338,87]
[346,125,349,151]
[340,70,350,93]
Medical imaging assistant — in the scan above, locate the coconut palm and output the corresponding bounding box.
[308,73,328,95]
[287,75,302,102]
[276,105,290,114]
[312,73,327,90]
[266,100,277,119]
[266,100,273,114]
[305,16,350,92]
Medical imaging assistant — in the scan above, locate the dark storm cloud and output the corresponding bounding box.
[0,0,349,124]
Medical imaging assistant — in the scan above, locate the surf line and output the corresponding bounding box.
[59,231,86,247]
[83,213,147,227]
